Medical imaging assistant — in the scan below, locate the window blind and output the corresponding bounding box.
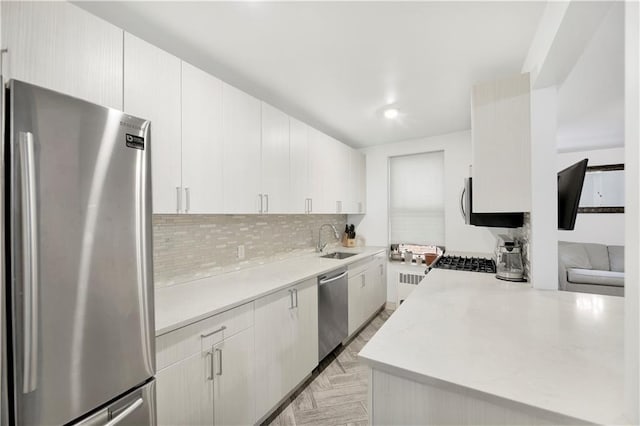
[389,151,445,245]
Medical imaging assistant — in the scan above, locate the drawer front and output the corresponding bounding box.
[156,302,254,371]
[348,256,374,277]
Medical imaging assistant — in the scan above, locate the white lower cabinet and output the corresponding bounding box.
[348,268,367,337]
[372,253,387,311]
[254,278,318,420]
[212,328,255,426]
[348,255,387,336]
[156,350,214,426]
[155,303,255,426]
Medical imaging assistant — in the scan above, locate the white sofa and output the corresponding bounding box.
[558,241,624,297]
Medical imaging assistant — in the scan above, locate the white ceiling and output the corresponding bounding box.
[76,1,545,148]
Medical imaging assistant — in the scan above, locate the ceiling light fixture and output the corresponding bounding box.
[384,108,399,119]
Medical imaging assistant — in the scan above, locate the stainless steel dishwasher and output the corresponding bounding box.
[318,267,349,361]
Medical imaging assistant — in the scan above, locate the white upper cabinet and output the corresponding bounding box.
[289,118,310,214]
[261,103,291,214]
[1,1,123,109]
[124,33,182,214]
[307,127,328,214]
[181,62,224,214]
[222,83,262,214]
[332,139,351,214]
[307,129,361,214]
[2,2,368,216]
[471,73,531,213]
[348,150,366,214]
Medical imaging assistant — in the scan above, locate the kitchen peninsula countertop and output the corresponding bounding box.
[358,268,625,425]
[155,246,386,336]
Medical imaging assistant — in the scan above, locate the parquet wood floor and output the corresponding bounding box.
[264,309,393,426]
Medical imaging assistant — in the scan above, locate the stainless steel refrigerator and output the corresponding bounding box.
[1,80,156,425]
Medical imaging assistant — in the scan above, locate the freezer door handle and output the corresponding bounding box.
[105,398,144,426]
[19,131,38,394]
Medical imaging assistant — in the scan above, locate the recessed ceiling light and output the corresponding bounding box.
[384,108,399,119]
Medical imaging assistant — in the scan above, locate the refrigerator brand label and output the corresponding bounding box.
[125,134,145,150]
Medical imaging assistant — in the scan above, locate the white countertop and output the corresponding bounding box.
[358,268,626,425]
[155,246,386,336]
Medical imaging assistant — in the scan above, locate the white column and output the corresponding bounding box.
[529,87,558,289]
[624,0,639,422]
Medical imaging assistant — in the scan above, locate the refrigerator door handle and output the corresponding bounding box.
[19,131,39,394]
[105,398,144,426]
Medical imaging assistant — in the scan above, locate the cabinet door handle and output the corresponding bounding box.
[264,194,269,213]
[294,288,299,308]
[361,275,366,287]
[309,198,313,213]
[215,348,223,376]
[201,325,226,339]
[184,187,190,213]
[257,194,263,213]
[176,187,182,213]
[288,289,294,309]
[206,351,214,381]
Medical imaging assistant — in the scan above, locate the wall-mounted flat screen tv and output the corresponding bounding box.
[558,159,588,230]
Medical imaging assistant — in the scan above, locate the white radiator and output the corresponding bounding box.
[396,270,426,305]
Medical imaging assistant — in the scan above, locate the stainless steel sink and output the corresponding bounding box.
[321,252,357,260]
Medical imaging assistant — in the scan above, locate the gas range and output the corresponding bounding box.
[433,255,496,274]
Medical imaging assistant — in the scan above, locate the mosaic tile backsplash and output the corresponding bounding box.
[153,214,348,286]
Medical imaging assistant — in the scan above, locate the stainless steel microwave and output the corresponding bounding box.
[461,178,524,228]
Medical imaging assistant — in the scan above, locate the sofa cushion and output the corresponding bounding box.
[558,242,592,269]
[567,268,624,287]
[608,246,624,272]
[581,243,611,271]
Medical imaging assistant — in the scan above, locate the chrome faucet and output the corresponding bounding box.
[317,224,340,253]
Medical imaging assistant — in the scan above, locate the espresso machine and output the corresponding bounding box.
[495,235,526,282]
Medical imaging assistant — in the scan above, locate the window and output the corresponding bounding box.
[389,151,445,245]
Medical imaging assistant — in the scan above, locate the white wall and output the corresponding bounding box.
[349,130,510,302]
[557,147,624,246]
[353,130,502,252]
[529,87,559,290]
[556,3,624,152]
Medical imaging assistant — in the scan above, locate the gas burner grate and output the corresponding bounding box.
[433,256,496,273]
